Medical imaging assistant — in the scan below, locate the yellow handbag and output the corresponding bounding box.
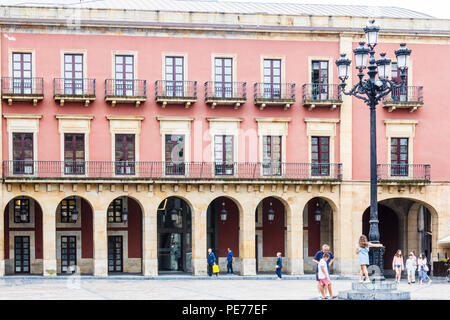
[212,264,220,273]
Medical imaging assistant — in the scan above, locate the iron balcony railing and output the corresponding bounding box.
[2,161,342,180]
[53,78,96,97]
[105,79,146,98]
[377,164,430,181]
[1,77,44,96]
[155,80,197,99]
[382,86,424,103]
[254,83,295,101]
[205,81,246,100]
[302,83,342,102]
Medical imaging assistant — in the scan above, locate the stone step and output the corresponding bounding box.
[351,281,398,291]
[338,290,411,300]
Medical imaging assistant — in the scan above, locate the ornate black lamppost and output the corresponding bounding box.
[336,20,411,278]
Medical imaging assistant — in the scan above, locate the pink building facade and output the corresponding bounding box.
[0,2,448,277]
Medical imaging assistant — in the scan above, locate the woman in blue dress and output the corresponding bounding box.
[356,235,384,283]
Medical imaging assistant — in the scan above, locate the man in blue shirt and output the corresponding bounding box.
[312,244,334,297]
[207,248,216,277]
[226,248,234,274]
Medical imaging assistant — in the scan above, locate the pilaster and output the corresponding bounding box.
[93,209,108,276]
[339,34,353,181]
[42,202,57,276]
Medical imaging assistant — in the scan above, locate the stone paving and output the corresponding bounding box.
[0,275,447,300]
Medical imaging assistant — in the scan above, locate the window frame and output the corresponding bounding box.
[114,133,136,175]
[262,135,282,176]
[107,198,124,223]
[13,198,30,223]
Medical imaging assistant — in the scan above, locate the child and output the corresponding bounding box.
[392,250,404,284]
[405,253,416,284]
[356,235,384,283]
[318,253,337,299]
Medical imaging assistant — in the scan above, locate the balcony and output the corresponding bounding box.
[2,161,342,182]
[254,83,296,110]
[155,80,197,108]
[377,164,430,184]
[1,77,44,106]
[53,78,96,106]
[205,81,246,109]
[382,86,424,112]
[105,79,147,107]
[302,83,342,110]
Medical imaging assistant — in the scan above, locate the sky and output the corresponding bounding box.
[223,0,450,19]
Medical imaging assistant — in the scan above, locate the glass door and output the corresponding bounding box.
[14,236,30,274]
[61,236,77,273]
[108,236,123,273]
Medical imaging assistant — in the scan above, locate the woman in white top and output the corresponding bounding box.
[417,253,432,285]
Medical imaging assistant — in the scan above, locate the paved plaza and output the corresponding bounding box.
[0,276,447,300]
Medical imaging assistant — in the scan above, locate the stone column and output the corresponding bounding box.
[335,183,357,275]
[191,201,207,276]
[240,199,257,276]
[93,209,108,276]
[42,202,57,276]
[286,200,304,275]
[141,197,159,276]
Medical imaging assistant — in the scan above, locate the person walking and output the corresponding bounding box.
[275,252,282,280]
[312,244,334,297]
[392,250,404,284]
[207,248,216,277]
[318,253,337,299]
[356,235,384,283]
[409,251,418,283]
[405,253,417,284]
[226,248,234,274]
[418,253,432,285]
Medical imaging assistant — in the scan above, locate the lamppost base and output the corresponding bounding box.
[338,281,411,300]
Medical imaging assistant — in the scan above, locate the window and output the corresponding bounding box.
[214,57,233,98]
[61,236,77,273]
[14,198,30,223]
[165,56,184,97]
[311,61,329,100]
[391,63,408,101]
[64,133,85,175]
[12,52,32,94]
[115,55,134,96]
[165,134,185,175]
[263,136,282,176]
[263,59,281,99]
[311,136,330,176]
[13,133,33,174]
[391,137,409,176]
[108,198,123,223]
[60,198,77,223]
[64,54,83,95]
[115,134,135,175]
[14,236,30,274]
[214,135,234,175]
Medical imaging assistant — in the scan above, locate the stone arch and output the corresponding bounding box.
[105,195,143,275]
[361,197,440,273]
[54,194,95,275]
[302,196,335,273]
[254,196,288,273]
[3,195,44,275]
[156,195,193,273]
[206,195,242,274]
